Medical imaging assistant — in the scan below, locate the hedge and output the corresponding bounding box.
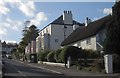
[38,51,49,61]
[47,51,55,62]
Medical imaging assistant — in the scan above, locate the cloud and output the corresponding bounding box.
[0,0,10,15]
[30,12,48,26]
[18,1,36,17]
[103,8,112,15]
[0,1,36,17]
[0,27,7,35]
[5,40,17,43]
[1,17,23,31]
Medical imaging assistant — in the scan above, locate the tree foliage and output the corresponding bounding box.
[104,2,120,56]
[16,24,39,59]
[59,46,82,63]
[47,51,55,62]
[22,25,39,45]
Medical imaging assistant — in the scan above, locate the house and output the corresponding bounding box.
[25,41,37,62]
[61,15,111,52]
[36,11,84,51]
[2,41,18,57]
[0,40,1,51]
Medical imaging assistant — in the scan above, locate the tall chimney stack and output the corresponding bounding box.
[63,10,73,25]
[85,17,91,26]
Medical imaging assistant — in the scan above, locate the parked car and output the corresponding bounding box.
[6,54,12,59]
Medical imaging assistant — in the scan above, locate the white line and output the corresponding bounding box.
[28,64,62,74]
[4,59,26,77]
[12,59,62,75]
[17,71,26,76]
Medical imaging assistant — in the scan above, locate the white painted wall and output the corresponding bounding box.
[44,33,50,51]
[50,24,75,50]
[69,36,97,50]
[31,41,36,54]
[36,11,82,51]
[28,43,31,53]
[36,36,41,53]
[36,23,79,51]
[50,24,64,50]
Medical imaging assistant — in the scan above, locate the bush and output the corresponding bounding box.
[54,49,63,63]
[59,46,82,63]
[47,52,55,62]
[38,51,49,61]
[92,60,104,72]
[113,53,120,73]
[58,47,67,63]
[82,49,100,58]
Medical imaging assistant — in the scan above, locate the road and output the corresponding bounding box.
[2,58,120,78]
[2,58,64,78]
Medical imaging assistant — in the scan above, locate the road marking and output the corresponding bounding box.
[11,59,62,75]
[17,70,26,76]
[27,64,63,74]
[3,60,27,77]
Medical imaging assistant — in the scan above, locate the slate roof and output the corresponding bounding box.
[39,15,84,32]
[51,15,84,26]
[61,15,111,46]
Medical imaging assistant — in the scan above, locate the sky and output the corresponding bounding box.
[0,0,114,43]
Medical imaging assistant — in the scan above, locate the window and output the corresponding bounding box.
[86,38,91,45]
[46,28,48,33]
[55,39,59,43]
[77,41,81,47]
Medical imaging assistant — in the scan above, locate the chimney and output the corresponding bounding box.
[63,10,73,25]
[73,24,79,30]
[85,17,91,26]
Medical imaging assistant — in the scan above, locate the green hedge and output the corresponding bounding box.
[113,53,120,73]
[82,49,100,58]
[38,51,49,61]
[47,51,55,62]
[59,46,82,63]
[54,48,63,63]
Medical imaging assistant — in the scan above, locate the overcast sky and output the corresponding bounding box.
[0,0,114,43]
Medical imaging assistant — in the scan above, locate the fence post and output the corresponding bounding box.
[104,54,113,74]
[67,56,71,68]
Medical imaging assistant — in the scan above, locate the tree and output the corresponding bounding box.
[104,2,120,56]
[17,24,39,60]
[22,25,39,44]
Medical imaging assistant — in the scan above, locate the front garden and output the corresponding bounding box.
[37,46,120,73]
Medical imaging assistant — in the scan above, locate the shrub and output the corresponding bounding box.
[47,51,55,62]
[82,49,100,58]
[54,48,63,63]
[59,46,82,63]
[93,60,104,72]
[58,47,68,63]
[113,53,120,73]
[38,51,49,61]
